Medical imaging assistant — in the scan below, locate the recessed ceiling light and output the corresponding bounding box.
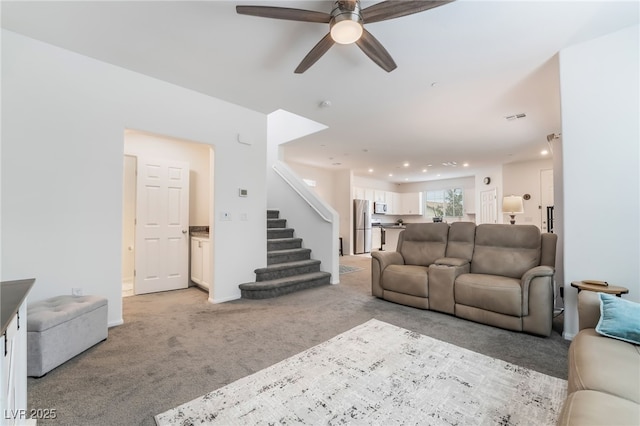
[404,178,409,181]
[427,164,433,167]
[368,168,374,173]
[388,173,393,177]
[541,149,549,155]
[431,82,438,87]
[403,162,410,167]
[463,163,469,167]
[422,169,427,173]
[319,100,332,108]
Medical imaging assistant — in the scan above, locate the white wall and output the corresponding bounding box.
[1,30,267,325]
[287,161,336,207]
[559,24,639,338]
[503,158,554,228]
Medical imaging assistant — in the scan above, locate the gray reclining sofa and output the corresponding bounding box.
[371,222,558,336]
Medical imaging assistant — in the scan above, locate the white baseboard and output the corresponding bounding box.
[108,319,124,328]
[208,294,240,304]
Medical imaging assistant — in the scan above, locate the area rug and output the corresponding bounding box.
[155,319,566,425]
[339,264,364,274]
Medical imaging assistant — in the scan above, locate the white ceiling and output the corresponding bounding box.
[2,1,638,183]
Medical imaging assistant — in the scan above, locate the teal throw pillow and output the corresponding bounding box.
[595,293,640,345]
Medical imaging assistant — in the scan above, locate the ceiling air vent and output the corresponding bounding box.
[505,113,527,121]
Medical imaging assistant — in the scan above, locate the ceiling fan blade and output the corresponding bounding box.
[236,6,331,23]
[295,33,335,74]
[355,28,397,72]
[362,1,454,24]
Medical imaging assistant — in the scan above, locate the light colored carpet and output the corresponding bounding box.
[339,264,364,274]
[155,319,566,426]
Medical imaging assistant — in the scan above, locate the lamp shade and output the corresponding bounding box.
[502,195,524,214]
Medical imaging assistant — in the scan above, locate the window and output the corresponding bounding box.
[425,188,464,218]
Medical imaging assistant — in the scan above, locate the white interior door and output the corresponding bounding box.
[135,157,190,295]
[540,169,554,232]
[480,188,497,224]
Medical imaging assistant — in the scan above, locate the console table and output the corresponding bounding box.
[1,279,35,425]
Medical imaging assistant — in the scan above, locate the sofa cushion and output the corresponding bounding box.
[558,390,640,426]
[399,223,449,266]
[471,224,540,278]
[444,221,476,260]
[382,264,429,298]
[455,273,522,317]
[568,329,640,403]
[595,293,640,345]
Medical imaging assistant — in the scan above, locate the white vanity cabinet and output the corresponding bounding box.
[190,236,211,290]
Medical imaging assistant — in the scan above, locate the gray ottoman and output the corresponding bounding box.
[27,295,108,377]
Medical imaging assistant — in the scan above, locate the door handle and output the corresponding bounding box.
[182,230,188,234]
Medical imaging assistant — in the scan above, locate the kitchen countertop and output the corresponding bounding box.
[373,223,406,229]
[1,278,35,334]
[191,232,210,238]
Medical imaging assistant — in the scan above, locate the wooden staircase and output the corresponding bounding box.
[239,210,331,299]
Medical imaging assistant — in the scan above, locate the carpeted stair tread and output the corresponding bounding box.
[267,218,287,228]
[240,271,330,290]
[239,271,331,299]
[267,228,295,239]
[267,238,303,251]
[267,210,280,219]
[267,248,312,265]
[255,259,320,274]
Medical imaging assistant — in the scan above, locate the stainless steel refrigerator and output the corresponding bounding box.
[354,199,372,254]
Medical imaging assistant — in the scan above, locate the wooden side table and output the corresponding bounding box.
[571,281,629,297]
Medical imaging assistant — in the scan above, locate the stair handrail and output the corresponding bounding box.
[272,161,334,223]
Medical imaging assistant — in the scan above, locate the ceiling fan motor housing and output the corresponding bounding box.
[330,1,364,44]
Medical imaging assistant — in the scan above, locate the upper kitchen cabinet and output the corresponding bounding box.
[374,190,387,203]
[386,191,399,215]
[464,189,476,214]
[399,192,423,215]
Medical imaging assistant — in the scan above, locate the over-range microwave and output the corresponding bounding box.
[374,202,387,214]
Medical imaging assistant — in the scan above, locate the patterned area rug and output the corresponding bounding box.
[155,319,566,425]
[339,264,364,274]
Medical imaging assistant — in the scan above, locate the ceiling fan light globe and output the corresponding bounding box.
[330,18,363,44]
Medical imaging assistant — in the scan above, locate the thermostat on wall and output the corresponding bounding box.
[239,188,248,197]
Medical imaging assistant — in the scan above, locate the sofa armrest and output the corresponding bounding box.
[521,266,554,316]
[578,290,601,330]
[434,257,469,267]
[371,251,405,297]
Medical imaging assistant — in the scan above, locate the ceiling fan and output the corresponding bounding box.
[236,0,454,73]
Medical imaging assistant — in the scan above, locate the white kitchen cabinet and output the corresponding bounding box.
[464,189,476,214]
[372,226,382,251]
[399,192,424,215]
[353,187,365,200]
[384,227,404,251]
[191,236,210,290]
[374,190,387,203]
[386,191,399,215]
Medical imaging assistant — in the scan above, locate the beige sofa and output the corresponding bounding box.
[371,222,558,336]
[557,290,640,425]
